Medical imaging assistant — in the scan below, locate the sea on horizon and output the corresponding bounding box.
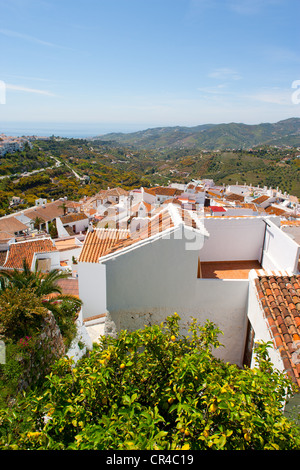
[0,122,143,138]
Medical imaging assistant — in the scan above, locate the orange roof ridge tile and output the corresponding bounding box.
[255,274,300,388]
[78,228,130,263]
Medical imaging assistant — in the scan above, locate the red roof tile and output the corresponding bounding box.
[255,274,300,389]
[2,238,57,270]
[224,193,245,202]
[264,206,289,216]
[24,199,65,222]
[56,278,79,297]
[0,216,28,235]
[144,186,183,197]
[254,195,270,204]
[78,228,129,263]
[60,213,88,224]
[79,205,207,261]
[210,206,226,212]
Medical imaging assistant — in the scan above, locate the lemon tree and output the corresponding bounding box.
[0,314,299,450]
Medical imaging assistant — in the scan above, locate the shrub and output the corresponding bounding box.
[0,287,48,341]
[0,314,299,450]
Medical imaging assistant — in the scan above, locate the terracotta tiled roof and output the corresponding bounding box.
[2,238,57,270]
[0,231,16,242]
[100,205,207,258]
[79,205,207,261]
[60,213,88,224]
[0,251,7,266]
[254,274,300,388]
[130,201,153,215]
[207,190,222,199]
[0,216,28,235]
[78,228,130,263]
[24,200,65,222]
[162,198,182,206]
[264,206,289,216]
[281,220,300,227]
[144,187,183,197]
[65,201,82,209]
[254,195,270,205]
[56,278,79,297]
[107,187,129,197]
[225,193,245,202]
[241,203,257,211]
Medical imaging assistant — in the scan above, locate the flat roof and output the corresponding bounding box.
[200,260,262,279]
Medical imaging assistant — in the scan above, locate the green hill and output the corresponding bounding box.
[94,118,300,150]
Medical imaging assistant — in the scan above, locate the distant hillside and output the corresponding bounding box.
[93,118,300,150]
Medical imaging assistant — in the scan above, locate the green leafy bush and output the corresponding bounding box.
[0,314,299,450]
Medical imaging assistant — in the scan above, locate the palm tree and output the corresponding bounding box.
[0,260,82,346]
[0,258,68,295]
[59,201,67,216]
[33,216,44,231]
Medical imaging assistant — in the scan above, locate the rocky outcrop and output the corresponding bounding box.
[18,311,65,391]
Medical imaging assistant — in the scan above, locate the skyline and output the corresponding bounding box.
[0,0,300,136]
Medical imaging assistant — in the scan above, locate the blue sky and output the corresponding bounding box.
[0,0,300,134]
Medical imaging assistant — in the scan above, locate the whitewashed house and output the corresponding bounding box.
[77,204,300,372]
[1,237,60,272]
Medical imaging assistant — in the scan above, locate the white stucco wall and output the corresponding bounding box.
[77,262,107,319]
[224,208,257,217]
[261,219,300,273]
[67,218,89,234]
[56,217,70,238]
[200,216,279,262]
[32,251,61,271]
[142,189,156,205]
[58,246,82,265]
[104,230,249,365]
[181,191,205,205]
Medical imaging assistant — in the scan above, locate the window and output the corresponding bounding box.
[197,257,202,278]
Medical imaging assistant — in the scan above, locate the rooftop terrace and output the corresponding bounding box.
[200,260,262,279]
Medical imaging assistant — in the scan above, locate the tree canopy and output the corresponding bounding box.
[0,314,299,450]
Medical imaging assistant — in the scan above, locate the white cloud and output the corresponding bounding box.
[208,68,242,81]
[228,0,283,15]
[0,28,71,50]
[6,83,56,96]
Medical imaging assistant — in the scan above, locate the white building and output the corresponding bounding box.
[1,237,60,272]
[77,202,300,372]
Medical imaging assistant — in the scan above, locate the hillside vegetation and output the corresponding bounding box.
[95,118,300,150]
[1,119,300,216]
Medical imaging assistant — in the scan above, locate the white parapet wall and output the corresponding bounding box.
[104,233,249,366]
[200,216,270,262]
[77,261,108,320]
[261,219,300,274]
